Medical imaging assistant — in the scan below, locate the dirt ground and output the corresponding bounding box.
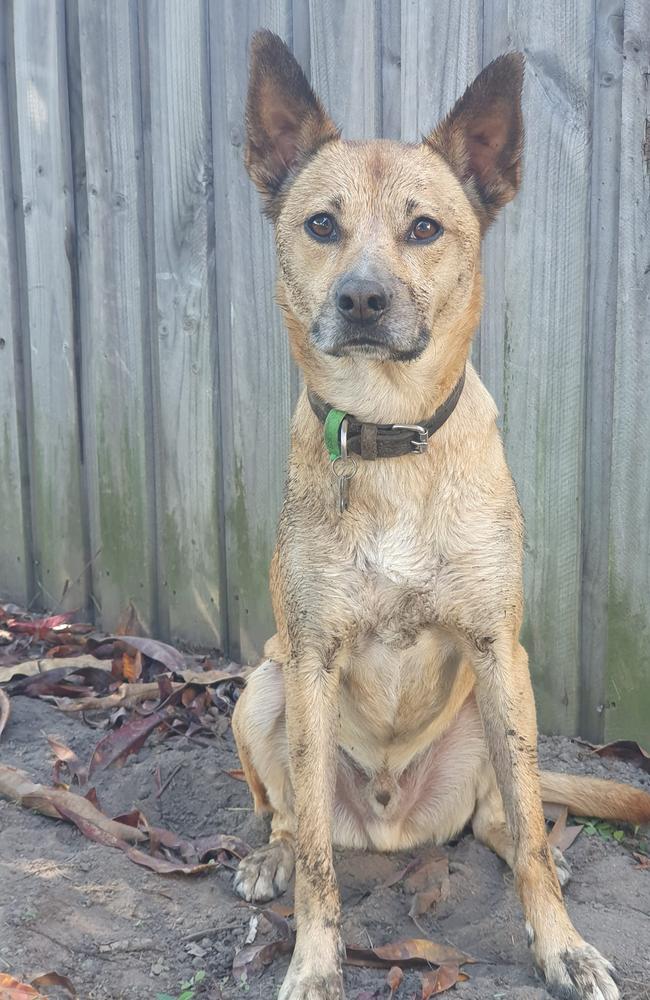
[0,694,649,1000]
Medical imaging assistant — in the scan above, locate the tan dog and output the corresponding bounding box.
[232,31,650,1000]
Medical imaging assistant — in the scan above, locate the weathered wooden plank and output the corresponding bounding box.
[380,0,401,139]
[482,5,594,734]
[10,0,87,611]
[0,6,31,605]
[290,0,311,75]
[399,0,482,142]
[75,0,157,632]
[309,0,380,138]
[579,0,624,741]
[145,0,224,647]
[210,1,294,662]
[605,0,650,744]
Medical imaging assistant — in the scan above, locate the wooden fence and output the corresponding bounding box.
[0,0,648,742]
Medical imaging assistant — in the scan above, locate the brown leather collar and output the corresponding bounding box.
[308,368,466,461]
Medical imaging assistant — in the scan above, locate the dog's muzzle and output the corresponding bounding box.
[311,271,429,361]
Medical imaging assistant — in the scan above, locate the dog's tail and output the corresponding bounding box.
[540,771,650,825]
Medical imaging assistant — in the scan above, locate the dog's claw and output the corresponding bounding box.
[551,846,572,889]
[541,943,620,1000]
[233,839,295,902]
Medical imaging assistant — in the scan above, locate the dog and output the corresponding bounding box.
[231,31,650,1000]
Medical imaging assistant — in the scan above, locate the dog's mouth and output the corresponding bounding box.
[322,325,430,363]
[334,335,388,354]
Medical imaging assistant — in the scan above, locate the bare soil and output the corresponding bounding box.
[0,695,649,1000]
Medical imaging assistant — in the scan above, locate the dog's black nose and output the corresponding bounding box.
[375,789,391,807]
[336,278,390,326]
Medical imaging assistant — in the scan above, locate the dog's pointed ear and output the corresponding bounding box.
[245,30,339,210]
[426,53,524,229]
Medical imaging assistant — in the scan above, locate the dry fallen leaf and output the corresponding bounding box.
[5,611,77,637]
[404,853,448,891]
[579,738,650,774]
[547,806,583,853]
[0,688,10,739]
[0,973,46,998]
[405,854,450,919]
[56,804,243,876]
[0,639,33,670]
[231,907,296,982]
[87,708,171,775]
[30,972,76,996]
[267,902,294,919]
[0,654,109,685]
[420,964,468,997]
[118,649,143,683]
[382,857,422,889]
[232,938,295,981]
[5,663,113,700]
[48,737,88,787]
[48,644,86,658]
[193,833,251,863]
[345,937,472,969]
[89,635,188,674]
[387,965,404,996]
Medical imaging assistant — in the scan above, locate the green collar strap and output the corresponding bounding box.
[324,407,347,461]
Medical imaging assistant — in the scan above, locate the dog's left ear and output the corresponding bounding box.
[245,30,339,212]
[426,53,524,229]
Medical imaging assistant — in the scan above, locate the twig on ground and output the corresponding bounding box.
[156,762,183,799]
[98,937,159,954]
[54,681,179,713]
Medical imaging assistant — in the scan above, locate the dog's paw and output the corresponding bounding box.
[541,942,620,1000]
[278,971,344,1000]
[233,839,295,902]
[551,846,572,889]
[278,932,345,999]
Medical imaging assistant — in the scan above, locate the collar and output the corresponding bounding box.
[308,368,466,461]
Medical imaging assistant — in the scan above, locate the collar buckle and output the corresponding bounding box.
[392,424,429,454]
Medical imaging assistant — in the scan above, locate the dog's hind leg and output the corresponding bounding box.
[471,639,619,999]
[472,765,571,889]
[232,659,296,902]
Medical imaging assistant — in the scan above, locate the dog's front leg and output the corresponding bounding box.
[471,636,619,1000]
[279,648,344,1000]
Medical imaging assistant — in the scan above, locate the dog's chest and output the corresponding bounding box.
[348,512,444,635]
[354,507,440,581]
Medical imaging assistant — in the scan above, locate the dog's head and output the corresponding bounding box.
[245,32,523,401]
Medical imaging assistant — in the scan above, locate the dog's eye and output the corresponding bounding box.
[305,213,337,242]
[408,217,443,243]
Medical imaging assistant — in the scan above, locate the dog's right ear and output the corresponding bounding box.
[245,31,339,211]
[425,53,524,230]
